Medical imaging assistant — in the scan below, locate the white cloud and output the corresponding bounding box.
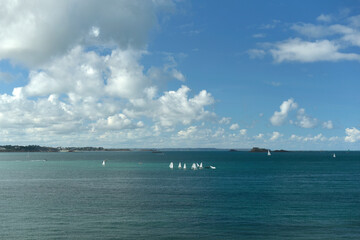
[248,49,266,59]
[212,128,225,138]
[239,129,247,136]
[92,114,143,131]
[270,98,298,126]
[219,117,231,124]
[229,123,239,130]
[291,24,333,38]
[253,33,266,38]
[290,133,327,142]
[317,14,332,22]
[254,133,264,140]
[90,26,100,37]
[323,120,333,129]
[295,108,318,128]
[0,1,221,147]
[271,38,360,63]
[345,127,360,142]
[177,126,197,138]
[0,0,170,67]
[270,131,283,141]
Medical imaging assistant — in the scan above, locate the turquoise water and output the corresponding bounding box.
[1,151,360,239]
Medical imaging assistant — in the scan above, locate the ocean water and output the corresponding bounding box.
[1,151,360,239]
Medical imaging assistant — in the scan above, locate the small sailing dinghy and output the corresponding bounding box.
[102,160,106,166]
[191,163,197,170]
[267,150,271,156]
[333,153,336,158]
[178,162,182,169]
[183,163,187,170]
[199,162,203,169]
[169,162,174,169]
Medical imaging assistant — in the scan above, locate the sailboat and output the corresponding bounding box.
[178,162,182,169]
[191,163,197,170]
[333,153,336,158]
[183,163,187,170]
[267,150,271,156]
[169,162,174,169]
[199,162,203,169]
[196,163,200,168]
[102,160,106,166]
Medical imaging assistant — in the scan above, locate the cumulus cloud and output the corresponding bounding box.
[317,14,332,22]
[92,114,144,131]
[219,117,231,124]
[270,98,298,126]
[270,131,283,141]
[229,123,239,130]
[0,0,221,147]
[295,108,318,128]
[271,99,331,129]
[290,133,327,142]
[177,126,197,138]
[345,127,360,142]
[323,120,333,129]
[0,0,172,66]
[239,129,247,136]
[254,133,264,140]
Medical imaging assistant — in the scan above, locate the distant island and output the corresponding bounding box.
[249,147,289,152]
[0,145,129,152]
[0,145,233,153]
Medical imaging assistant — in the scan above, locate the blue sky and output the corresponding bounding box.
[0,0,359,149]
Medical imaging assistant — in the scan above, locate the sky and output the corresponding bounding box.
[0,0,359,150]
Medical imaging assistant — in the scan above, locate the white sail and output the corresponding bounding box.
[169,162,174,169]
[196,163,200,167]
[267,150,271,156]
[183,163,186,170]
[102,160,106,166]
[333,153,336,158]
[178,162,182,169]
[191,163,197,170]
[210,165,216,169]
[199,162,203,169]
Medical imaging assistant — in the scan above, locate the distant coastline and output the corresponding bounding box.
[0,145,238,153]
[0,145,353,152]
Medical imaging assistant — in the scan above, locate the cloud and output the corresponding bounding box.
[177,126,197,138]
[0,0,172,67]
[219,117,231,124]
[212,128,225,138]
[251,14,360,63]
[317,14,332,22]
[247,49,266,59]
[0,1,221,147]
[254,133,264,140]
[252,33,266,38]
[239,129,247,136]
[323,120,333,129]
[270,38,360,63]
[92,114,144,131]
[270,98,298,126]
[345,127,360,142]
[270,131,282,141]
[229,123,239,130]
[295,108,318,128]
[290,133,327,142]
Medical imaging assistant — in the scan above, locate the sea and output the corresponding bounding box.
[1,151,360,239]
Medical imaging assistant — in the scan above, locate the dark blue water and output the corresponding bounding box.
[1,151,360,239]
